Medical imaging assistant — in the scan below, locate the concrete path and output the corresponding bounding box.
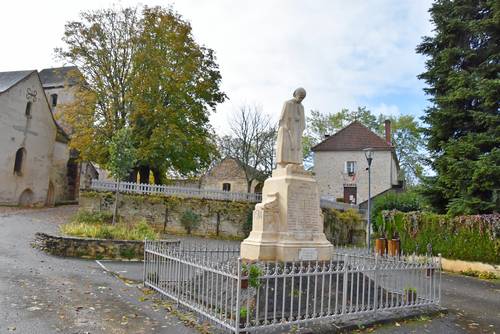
[0,206,196,334]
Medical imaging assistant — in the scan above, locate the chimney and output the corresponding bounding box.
[384,120,391,146]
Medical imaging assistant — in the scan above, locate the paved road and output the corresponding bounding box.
[0,206,196,334]
[1,206,499,334]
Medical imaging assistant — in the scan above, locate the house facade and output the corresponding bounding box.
[0,70,66,205]
[200,158,265,193]
[312,121,401,205]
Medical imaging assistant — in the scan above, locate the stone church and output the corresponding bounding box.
[0,67,97,206]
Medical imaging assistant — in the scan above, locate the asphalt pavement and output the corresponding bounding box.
[0,206,197,334]
[0,206,498,334]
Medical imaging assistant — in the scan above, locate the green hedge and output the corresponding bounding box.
[380,210,500,264]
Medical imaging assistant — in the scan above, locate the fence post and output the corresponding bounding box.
[235,257,242,334]
[373,253,379,311]
[176,244,182,306]
[438,253,442,305]
[143,239,147,287]
[342,254,348,314]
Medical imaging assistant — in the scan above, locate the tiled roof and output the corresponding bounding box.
[39,66,80,88]
[0,70,34,93]
[311,121,391,152]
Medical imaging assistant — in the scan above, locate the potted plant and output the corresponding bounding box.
[404,287,417,304]
[373,231,387,256]
[388,231,400,257]
[241,264,249,289]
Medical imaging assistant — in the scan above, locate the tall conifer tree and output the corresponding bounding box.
[417,0,500,214]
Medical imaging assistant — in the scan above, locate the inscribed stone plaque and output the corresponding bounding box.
[299,248,318,261]
[287,181,319,235]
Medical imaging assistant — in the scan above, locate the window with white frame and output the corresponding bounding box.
[345,161,356,176]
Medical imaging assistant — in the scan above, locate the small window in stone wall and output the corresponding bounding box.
[25,101,32,118]
[222,183,231,191]
[14,148,26,176]
[51,94,58,107]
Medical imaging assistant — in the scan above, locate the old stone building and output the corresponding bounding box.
[312,121,401,205]
[200,158,265,193]
[0,70,68,205]
[0,67,97,206]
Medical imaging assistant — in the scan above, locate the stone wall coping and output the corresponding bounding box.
[35,232,179,244]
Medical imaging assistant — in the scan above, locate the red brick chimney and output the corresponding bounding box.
[384,120,391,146]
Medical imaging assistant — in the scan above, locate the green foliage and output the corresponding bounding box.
[108,128,137,181]
[242,210,253,237]
[323,208,364,245]
[57,5,225,177]
[71,210,113,225]
[416,0,500,215]
[61,217,158,241]
[130,6,226,177]
[248,265,262,288]
[371,191,424,233]
[180,209,201,234]
[380,210,500,264]
[303,108,425,183]
[239,307,248,321]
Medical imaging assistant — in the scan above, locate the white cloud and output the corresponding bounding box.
[371,103,400,117]
[0,0,434,133]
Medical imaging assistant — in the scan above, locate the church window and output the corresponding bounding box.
[14,148,26,176]
[222,183,231,191]
[25,101,32,117]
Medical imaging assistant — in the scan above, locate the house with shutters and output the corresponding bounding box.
[312,120,402,207]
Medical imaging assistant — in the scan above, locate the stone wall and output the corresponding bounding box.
[80,190,366,245]
[80,191,255,239]
[33,232,161,259]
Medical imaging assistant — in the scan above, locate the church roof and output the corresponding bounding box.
[0,70,35,93]
[312,121,392,152]
[39,66,80,88]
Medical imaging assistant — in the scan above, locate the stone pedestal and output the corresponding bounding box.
[240,164,333,261]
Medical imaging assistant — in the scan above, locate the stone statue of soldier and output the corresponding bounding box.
[276,88,306,166]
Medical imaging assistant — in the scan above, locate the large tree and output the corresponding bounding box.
[56,7,140,163]
[56,6,225,183]
[130,6,225,184]
[303,108,426,184]
[416,0,500,214]
[218,105,276,192]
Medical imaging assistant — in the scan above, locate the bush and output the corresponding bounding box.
[60,218,158,241]
[323,208,364,245]
[180,209,201,234]
[372,191,423,233]
[71,210,113,225]
[380,210,500,264]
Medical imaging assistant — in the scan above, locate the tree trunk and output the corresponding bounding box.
[139,165,150,184]
[112,180,120,225]
[127,168,138,183]
[247,180,253,193]
[152,167,164,185]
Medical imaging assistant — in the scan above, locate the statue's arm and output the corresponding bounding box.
[279,101,290,129]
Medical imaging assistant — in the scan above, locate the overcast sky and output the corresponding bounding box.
[0,0,434,133]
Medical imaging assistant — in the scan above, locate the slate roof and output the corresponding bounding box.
[39,66,80,88]
[312,121,392,152]
[0,70,35,93]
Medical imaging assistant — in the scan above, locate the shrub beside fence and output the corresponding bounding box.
[379,210,500,264]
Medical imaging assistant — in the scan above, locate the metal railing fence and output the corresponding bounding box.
[90,179,262,202]
[144,240,441,333]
